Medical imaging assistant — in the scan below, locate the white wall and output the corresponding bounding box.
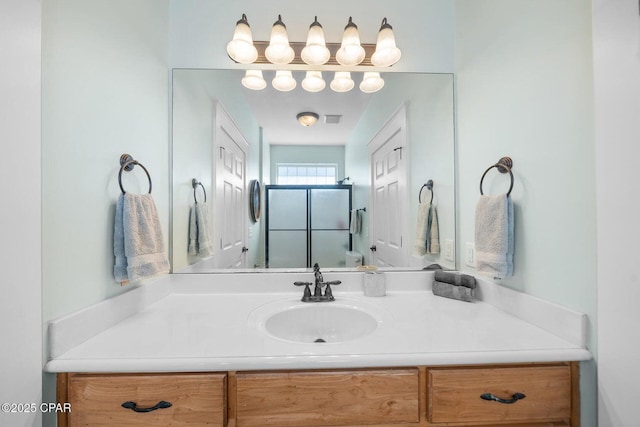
[42,0,170,321]
[0,1,42,426]
[593,1,640,425]
[454,1,597,424]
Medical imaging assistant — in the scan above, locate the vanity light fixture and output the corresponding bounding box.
[330,71,355,92]
[265,15,295,65]
[296,112,320,127]
[301,17,330,66]
[371,18,402,67]
[241,70,267,90]
[301,71,326,92]
[336,17,366,66]
[359,72,385,93]
[272,70,297,91]
[226,14,259,64]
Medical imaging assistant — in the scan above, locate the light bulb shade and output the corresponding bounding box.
[371,18,401,67]
[226,14,258,64]
[301,17,330,66]
[302,71,326,92]
[336,17,365,66]
[241,70,266,90]
[330,72,355,92]
[360,72,385,93]
[296,112,319,127]
[272,70,297,91]
[265,15,295,64]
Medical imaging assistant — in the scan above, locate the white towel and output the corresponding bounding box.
[113,193,170,283]
[413,202,440,256]
[349,209,361,235]
[188,202,213,257]
[474,194,514,278]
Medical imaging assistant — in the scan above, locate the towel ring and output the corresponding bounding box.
[419,179,434,204]
[480,157,514,196]
[192,179,206,203]
[118,154,152,194]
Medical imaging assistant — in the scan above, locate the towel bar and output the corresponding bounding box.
[118,154,152,194]
[419,179,434,204]
[480,157,513,196]
[192,179,206,203]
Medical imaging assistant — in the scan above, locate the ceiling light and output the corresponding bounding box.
[371,18,401,67]
[272,70,297,91]
[301,17,330,66]
[302,71,326,92]
[296,112,319,127]
[359,72,385,93]
[241,70,267,90]
[336,17,366,66]
[330,72,355,92]
[265,15,295,65]
[226,14,258,64]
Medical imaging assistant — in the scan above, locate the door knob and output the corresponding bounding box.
[242,246,249,253]
[370,245,377,252]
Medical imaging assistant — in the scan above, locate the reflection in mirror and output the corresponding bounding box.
[171,69,455,273]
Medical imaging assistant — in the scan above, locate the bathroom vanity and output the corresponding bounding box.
[46,271,589,426]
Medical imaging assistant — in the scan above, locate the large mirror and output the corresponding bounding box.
[171,69,455,273]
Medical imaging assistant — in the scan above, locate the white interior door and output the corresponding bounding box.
[214,102,248,268]
[369,105,409,267]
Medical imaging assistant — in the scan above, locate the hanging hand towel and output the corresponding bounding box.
[195,202,213,257]
[412,201,430,256]
[426,205,440,254]
[474,194,514,278]
[113,193,170,283]
[188,205,198,256]
[349,209,361,235]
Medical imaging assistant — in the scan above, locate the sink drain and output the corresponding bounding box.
[314,338,326,343]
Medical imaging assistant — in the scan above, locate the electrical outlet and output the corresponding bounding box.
[444,239,454,261]
[465,242,475,268]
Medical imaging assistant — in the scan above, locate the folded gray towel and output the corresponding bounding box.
[474,194,514,278]
[434,271,477,289]
[432,281,475,302]
[113,193,170,283]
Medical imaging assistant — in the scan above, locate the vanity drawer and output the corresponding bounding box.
[65,372,226,426]
[427,364,571,424]
[235,368,420,426]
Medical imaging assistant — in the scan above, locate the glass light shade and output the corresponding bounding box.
[296,112,319,127]
[241,70,266,90]
[226,14,258,64]
[265,15,295,64]
[301,17,330,66]
[336,17,365,66]
[371,18,401,67]
[302,71,326,92]
[359,72,385,93]
[330,72,355,92]
[272,70,297,92]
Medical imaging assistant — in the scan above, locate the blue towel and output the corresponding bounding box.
[474,194,514,278]
[114,193,170,283]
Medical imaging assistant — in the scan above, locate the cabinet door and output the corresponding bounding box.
[235,368,420,426]
[66,373,226,426]
[427,364,571,424]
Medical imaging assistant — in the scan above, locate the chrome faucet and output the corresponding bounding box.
[293,263,341,302]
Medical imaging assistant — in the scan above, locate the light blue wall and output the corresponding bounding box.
[454,1,597,424]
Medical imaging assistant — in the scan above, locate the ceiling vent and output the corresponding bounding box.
[324,114,342,124]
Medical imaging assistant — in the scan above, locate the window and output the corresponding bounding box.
[276,163,338,185]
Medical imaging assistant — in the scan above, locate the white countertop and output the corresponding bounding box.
[44,271,591,373]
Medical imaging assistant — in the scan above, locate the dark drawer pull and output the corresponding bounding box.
[480,392,526,404]
[121,400,172,413]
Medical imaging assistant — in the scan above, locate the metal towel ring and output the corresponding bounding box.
[192,179,206,203]
[419,179,434,204]
[479,157,514,196]
[118,154,152,194]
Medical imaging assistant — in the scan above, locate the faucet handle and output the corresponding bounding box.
[323,280,341,286]
[294,281,313,287]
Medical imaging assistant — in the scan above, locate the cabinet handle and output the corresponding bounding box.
[121,400,172,413]
[480,392,526,404]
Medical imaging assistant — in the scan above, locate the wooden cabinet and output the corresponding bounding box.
[58,363,579,427]
[233,368,420,426]
[58,372,227,426]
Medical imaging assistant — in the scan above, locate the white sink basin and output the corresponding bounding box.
[262,304,379,344]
